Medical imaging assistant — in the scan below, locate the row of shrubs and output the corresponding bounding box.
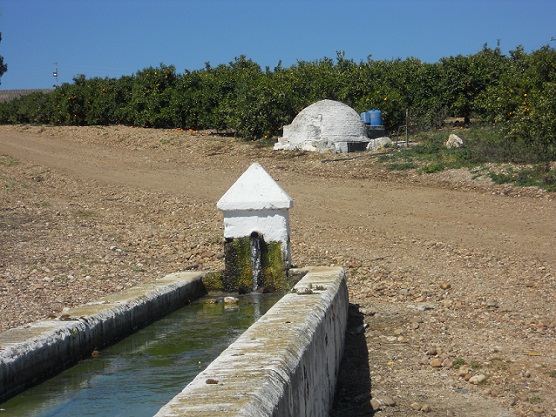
[0,44,555,161]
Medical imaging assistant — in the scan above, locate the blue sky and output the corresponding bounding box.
[1,0,555,90]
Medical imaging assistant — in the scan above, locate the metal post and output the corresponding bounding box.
[405,108,409,147]
[53,63,58,87]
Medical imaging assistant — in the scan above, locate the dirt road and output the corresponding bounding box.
[1,125,555,416]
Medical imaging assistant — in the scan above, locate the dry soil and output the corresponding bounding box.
[0,125,555,417]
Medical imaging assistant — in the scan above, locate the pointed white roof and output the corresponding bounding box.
[217,163,293,211]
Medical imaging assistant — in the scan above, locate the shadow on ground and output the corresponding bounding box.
[330,303,373,416]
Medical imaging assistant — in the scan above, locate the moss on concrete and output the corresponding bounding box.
[201,271,224,291]
[261,241,288,291]
[223,236,253,293]
[222,236,288,293]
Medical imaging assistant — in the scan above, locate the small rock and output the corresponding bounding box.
[457,366,470,377]
[426,346,438,356]
[199,250,214,259]
[410,402,422,411]
[440,281,451,290]
[446,134,464,148]
[205,378,219,384]
[372,395,396,409]
[360,307,377,316]
[381,395,396,406]
[430,359,443,368]
[514,394,529,403]
[468,374,486,385]
[224,296,239,304]
[443,358,454,368]
[420,404,431,412]
[417,303,436,311]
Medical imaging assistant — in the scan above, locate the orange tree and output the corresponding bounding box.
[476,45,556,162]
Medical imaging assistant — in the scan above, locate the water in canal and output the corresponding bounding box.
[1,292,283,417]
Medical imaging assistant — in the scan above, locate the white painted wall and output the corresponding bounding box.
[218,163,293,265]
[223,209,291,265]
[274,99,369,152]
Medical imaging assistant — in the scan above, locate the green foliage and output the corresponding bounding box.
[0,91,51,124]
[0,33,7,85]
[488,163,556,191]
[384,127,556,191]
[453,358,466,368]
[0,44,555,166]
[386,161,417,171]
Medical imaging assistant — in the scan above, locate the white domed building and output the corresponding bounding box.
[274,99,371,153]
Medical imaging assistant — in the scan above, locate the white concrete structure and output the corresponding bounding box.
[0,273,207,402]
[217,163,293,266]
[155,267,348,417]
[274,99,370,153]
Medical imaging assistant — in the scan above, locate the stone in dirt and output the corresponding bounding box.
[469,374,487,385]
[446,134,464,148]
[366,137,393,151]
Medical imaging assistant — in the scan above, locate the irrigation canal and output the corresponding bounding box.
[1,292,283,417]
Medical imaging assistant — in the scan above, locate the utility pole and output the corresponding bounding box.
[53,63,58,87]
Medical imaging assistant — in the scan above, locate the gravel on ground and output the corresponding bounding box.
[1,125,555,416]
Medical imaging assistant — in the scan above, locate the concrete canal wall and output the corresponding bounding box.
[155,266,348,417]
[0,272,207,403]
[1,267,349,416]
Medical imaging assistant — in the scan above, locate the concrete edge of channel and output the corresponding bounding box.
[154,266,349,417]
[0,271,207,403]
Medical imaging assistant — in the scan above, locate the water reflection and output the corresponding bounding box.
[0,292,282,417]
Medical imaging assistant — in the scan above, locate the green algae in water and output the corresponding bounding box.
[0,292,283,417]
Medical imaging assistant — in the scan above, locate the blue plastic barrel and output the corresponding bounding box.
[360,112,371,124]
[368,110,382,126]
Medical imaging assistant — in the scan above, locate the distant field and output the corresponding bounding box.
[0,89,53,102]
